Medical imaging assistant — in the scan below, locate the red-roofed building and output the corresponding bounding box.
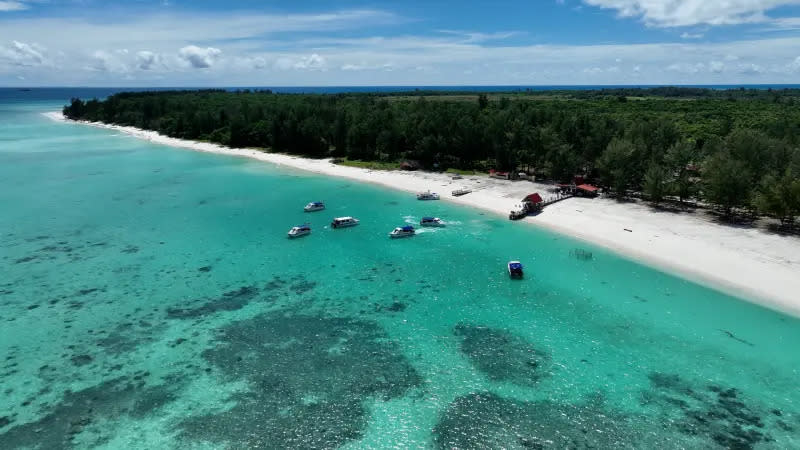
[523,193,543,204]
[576,184,599,197]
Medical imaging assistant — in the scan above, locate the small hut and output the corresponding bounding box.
[522,193,544,211]
[576,184,599,197]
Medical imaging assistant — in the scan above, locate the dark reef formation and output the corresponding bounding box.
[0,373,176,449]
[454,323,552,386]
[177,312,422,448]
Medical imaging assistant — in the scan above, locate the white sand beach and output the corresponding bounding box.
[45,111,800,317]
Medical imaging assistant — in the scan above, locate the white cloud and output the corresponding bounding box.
[680,32,704,39]
[179,45,221,69]
[0,1,27,12]
[341,61,396,71]
[583,0,800,27]
[136,51,161,70]
[667,62,706,73]
[790,56,800,71]
[277,53,327,71]
[738,63,763,74]
[0,40,45,66]
[86,50,130,73]
[3,8,800,85]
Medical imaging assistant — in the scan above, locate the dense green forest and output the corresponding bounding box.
[63,88,800,226]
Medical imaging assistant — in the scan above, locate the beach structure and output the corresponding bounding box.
[576,184,600,197]
[523,193,544,211]
[510,193,544,220]
[489,169,510,180]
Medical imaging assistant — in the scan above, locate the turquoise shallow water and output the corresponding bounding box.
[1,95,800,449]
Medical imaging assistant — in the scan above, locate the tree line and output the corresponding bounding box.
[63,88,800,226]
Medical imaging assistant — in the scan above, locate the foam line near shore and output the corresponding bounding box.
[44,111,800,317]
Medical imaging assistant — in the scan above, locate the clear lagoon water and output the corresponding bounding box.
[1,91,799,449]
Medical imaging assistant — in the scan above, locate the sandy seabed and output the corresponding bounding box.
[44,111,800,317]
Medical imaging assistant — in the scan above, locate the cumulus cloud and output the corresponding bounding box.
[136,51,160,70]
[0,1,27,12]
[293,53,326,70]
[667,62,706,73]
[179,45,221,69]
[709,60,725,73]
[738,63,763,74]
[276,53,327,71]
[583,0,800,27]
[0,40,45,66]
[341,61,395,71]
[86,50,130,73]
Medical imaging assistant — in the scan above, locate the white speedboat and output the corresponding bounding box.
[420,217,446,227]
[389,225,416,238]
[508,261,524,279]
[288,224,311,238]
[304,201,325,212]
[416,191,440,200]
[331,217,359,228]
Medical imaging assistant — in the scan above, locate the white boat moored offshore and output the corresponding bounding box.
[331,217,360,228]
[287,224,311,238]
[420,217,446,227]
[417,191,440,200]
[389,225,416,238]
[304,201,325,212]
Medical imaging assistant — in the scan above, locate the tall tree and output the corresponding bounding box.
[643,162,668,204]
[754,171,800,226]
[665,141,698,203]
[703,152,752,216]
[598,138,639,197]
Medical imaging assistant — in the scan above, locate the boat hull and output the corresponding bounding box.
[390,233,414,238]
[331,222,358,228]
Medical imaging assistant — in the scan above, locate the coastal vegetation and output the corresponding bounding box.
[63,88,800,226]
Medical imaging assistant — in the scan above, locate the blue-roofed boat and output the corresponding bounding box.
[420,217,446,227]
[389,225,416,238]
[508,261,523,278]
[287,224,311,238]
[304,201,325,212]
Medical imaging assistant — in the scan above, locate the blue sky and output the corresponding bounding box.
[2,0,800,86]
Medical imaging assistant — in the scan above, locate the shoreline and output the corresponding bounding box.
[44,111,800,317]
